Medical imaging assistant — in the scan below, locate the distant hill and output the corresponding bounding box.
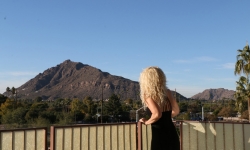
[5,60,140,100]
[4,60,186,101]
[190,88,235,100]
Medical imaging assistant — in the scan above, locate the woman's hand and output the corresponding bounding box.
[139,118,147,124]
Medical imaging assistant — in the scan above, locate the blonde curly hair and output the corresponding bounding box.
[139,66,169,109]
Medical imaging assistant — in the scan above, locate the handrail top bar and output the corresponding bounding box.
[176,120,250,124]
[0,127,47,132]
[51,122,137,128]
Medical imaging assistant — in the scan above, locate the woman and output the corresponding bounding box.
[139,66,180,150]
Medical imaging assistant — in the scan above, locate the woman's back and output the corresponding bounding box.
[147,109,180,150]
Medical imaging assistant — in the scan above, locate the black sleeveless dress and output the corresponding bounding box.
[146,108,180,150]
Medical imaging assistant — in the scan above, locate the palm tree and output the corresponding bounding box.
[235,43,250,121]
[235,77,249,114]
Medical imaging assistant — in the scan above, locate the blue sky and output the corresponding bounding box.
[0,0,250,97]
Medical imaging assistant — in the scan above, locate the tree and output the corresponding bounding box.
[217,106,234,117]
[70,98,84,122]
[34,96,43,102]
[104,94,122,122]
[234,43,250,122]
[25,102,49,123]
[241,110,249,120]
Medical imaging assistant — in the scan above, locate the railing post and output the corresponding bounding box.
[179,121,183,150]
[50,126,55,150]
[137,122,142,150]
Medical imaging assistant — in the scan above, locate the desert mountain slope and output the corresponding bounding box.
[190,88,235,100]
[11,60,140,100]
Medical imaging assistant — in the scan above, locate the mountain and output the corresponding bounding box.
[190,88,235,100]
[5,60,140,100]
[4,60,186,101]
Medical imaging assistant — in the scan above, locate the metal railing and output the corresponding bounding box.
[50,123,137,150]
[0,127,47,150]
[1,121,249,150]
[180,121,250,150]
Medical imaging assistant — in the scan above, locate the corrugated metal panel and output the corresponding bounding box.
[73,127,81,150]
[104,126,111,150]
[215,123,224,150]
[111,125,118,150]
[130,124,137,150]
[206,123,215,150]
[146,125,151,149]
[25,130,35,150]
[189,122,198,150]
[55,128,63,150]
[234,124,244,150]
[142,124,148,150]
[36,129,46,150]
[224,123,234,150]
[1,132,12,150]
[81,127,89,150]
[64,128,72,150]
[197,122,206,150]
[178,121,250,150]
[118,125,125,150]
[89,126,97,150]
[182,122,189,150]
[14,131,24,150]
[97,126,104,150]
[244,124,250,150]
[124,124,131,150]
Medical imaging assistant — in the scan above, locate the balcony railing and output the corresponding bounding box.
[0,121,249,150]
[50,123,137,150]
[0,127,47,150]
[180,121,250,150]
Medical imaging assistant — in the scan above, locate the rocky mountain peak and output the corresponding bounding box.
[6,60,140,101]
[191,88,235,100]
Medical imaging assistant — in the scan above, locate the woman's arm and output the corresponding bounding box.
[139,97,162,125]
[167,89,180,117]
